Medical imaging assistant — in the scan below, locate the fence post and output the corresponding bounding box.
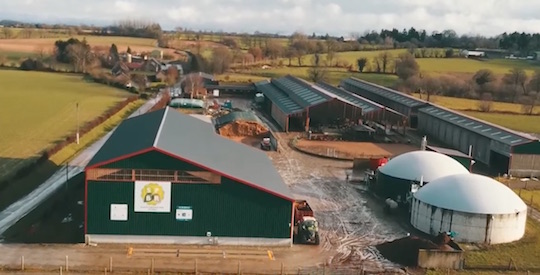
[237,260,241,275]
[104,267,108,275]
[109,256,113,272]
[194,259,198,275]
[65,255,69,272]
[280,262,284,275]
[151,258,155,274]
[21,256,24,271]
[59,266,63,275]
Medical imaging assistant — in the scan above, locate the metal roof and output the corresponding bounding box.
[414,173,527,214]
[426,145,472,159]
[255,80,303,115]
[342,77,428,108]
[315,82,384,114]
[271,75,332,108]
[419,105,537,146]
[214,111,263,128]
[379,150,470,182]
[87,107,293,200]
[87,108,165,167]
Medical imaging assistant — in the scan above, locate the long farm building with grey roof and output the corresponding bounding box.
[339,77,429,127]
[418,104,540,176]
[256,75,407,132]
[84,107,295,246]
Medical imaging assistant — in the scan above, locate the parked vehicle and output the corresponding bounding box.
[293,200,320,245]
[260,137,272,151]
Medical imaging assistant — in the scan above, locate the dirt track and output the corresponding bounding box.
[295,140,418,159]
[268,134,409,273]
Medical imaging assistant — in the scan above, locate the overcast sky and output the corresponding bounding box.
[1,0,540,37]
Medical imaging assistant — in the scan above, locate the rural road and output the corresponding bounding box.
[0,93,164,237]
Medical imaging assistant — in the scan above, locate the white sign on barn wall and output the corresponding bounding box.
[110,204,128,221]
[134,181,171,213]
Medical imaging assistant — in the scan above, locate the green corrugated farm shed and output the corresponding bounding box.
[84,107,294,246]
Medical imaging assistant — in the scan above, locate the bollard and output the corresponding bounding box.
[104,267,108,275]
[109,256,113,272]
[65,255,69,272]
[59,266,63,275]
[21,256,24,271]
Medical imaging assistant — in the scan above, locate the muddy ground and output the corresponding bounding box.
[295,139,418,159]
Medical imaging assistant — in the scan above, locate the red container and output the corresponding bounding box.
[370,157,388,171]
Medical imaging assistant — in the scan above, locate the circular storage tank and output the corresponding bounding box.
[375,151,469,201]
[411,173,527,244]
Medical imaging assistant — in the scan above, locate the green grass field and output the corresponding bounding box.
[0,70,133,181]
[239,67,398,86]
[215,73,269,83]
[414,94,539,114]
[464,219,540,270]
[514,189,540,211]
[461,111,540,133]
[417,58,540,75]
[284,49,540,75]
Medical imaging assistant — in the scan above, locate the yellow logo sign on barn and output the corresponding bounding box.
[134,181,171,213]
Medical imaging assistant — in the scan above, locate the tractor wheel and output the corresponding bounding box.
[314,233,320,245]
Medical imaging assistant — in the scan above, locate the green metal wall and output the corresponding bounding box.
[88,152,293,239]
[513,141,540,155]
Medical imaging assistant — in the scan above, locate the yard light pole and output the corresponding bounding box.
[76,102,80,145]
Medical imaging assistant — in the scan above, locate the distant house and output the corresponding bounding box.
[111,55,184,84]
[461,50,486,58]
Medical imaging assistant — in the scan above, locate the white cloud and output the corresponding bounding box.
[2,0,540,36]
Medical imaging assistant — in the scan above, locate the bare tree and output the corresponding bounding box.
[307,65,328,83]
[477,92,493,112]
[372,56,382,73]
[165,66,179,86]
[420,76,441,102]
[502,68,528,102]
[248,47,263,62]
[263,39,284,60]
[520,93,538,115]
[357,58,368,72]
[184,73,205,99]
[67,43,94,73]
[473,69,496,86]
[2,27,13,39]
[210,47,233,74]
[131,75,147,93]
[378,51,393,73]
[325,39,338,66]
[395,53,419,80]
[528,70,540,95]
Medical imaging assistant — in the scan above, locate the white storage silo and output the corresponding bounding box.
[375,151,470,202]
[411,173,527,244]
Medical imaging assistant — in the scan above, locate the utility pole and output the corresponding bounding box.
[76,102,80,145]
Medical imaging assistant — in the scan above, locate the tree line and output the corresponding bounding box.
[388,52,540,114]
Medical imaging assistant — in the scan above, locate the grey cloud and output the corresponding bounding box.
[1,0,540,36]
